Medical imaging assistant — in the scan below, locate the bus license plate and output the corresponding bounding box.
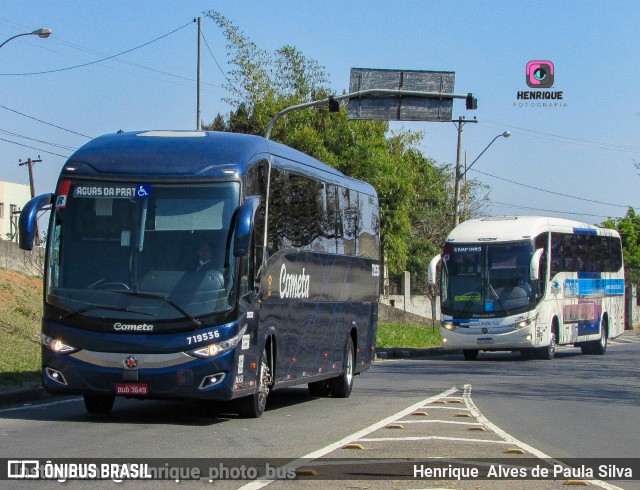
[477,338,494,345]
[115,383,148,396]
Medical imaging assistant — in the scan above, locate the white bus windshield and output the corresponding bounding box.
[46,181,240,324]
[441,241,535,316]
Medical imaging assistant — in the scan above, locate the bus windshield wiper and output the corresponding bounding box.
[60,304,156,321]
[487,282,511,316]
[107,289,202,328]
[461,286,483,314]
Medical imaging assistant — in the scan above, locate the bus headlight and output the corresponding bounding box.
[443,323,455,331]
[41,334,78,354]
[188,326,247,359]
[515,316,538,329]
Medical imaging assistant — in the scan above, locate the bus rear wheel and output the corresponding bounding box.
[308,380,330,397]
[84,394,115,414]
[329,337,354,398]
[583,321,608,355]
[238,348,270,418]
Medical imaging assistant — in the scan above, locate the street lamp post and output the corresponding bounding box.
[453,130,510,226]
[0,28,52,49]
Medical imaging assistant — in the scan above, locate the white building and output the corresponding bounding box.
[0,180,32,242]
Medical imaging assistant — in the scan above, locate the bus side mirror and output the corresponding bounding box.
[19,193,53,251]
[530,248,544,281]
[428,254,441,286]
[233,196,261,257]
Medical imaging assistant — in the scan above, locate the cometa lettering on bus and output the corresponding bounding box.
[279,264,310,299]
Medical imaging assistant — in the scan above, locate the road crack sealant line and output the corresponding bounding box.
[239,386,459,490]
[462,384,624,490]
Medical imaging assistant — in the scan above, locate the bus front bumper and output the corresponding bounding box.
[441,327,536,351]
[41,347,256,401]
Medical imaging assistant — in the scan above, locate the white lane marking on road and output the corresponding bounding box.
[238,386,459,490]
[0,397,81,414]
[358,436,511,444]
[463,384,624,490]
[398,419,483,426]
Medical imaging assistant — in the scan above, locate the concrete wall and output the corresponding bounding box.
[0,181,31,241]
[380,294,440,322]
[0,240,43,276]
[380,270,440,322]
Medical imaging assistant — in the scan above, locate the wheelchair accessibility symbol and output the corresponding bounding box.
[135,184,151,199]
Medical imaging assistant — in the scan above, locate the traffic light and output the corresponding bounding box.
[466,93,478,110]
[328,96,340,113]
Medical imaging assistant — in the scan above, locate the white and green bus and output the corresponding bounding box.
[428,216,625,360]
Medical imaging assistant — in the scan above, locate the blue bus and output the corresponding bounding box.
[20,130,380,417]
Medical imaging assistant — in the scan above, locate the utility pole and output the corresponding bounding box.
[18,156,42,199]
[452,117,477,227]
[18,156,42,243]
[196,16,202,130]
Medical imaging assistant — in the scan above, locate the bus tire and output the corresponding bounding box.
[590,321,608,355]
[537,328,556,360]
[463,350,479,361]
[308,380,330,397]
[329,337,354,398]
[84,394,115,414]
[238,348,270,418]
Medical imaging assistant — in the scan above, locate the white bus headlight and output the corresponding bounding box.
[443,322,455,331]
[515,315,538,329]
[189,326,246,359]
[41,333,78,354]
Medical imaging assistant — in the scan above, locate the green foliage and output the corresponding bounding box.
[377,322,442,348]
[601,207,640,285]
[0,269,41,384]
[203,11,486,278]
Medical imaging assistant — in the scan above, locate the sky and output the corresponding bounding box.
[1,1,640,226]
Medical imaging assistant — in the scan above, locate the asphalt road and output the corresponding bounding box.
[1,334,638,489]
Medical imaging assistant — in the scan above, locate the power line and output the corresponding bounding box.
[0,105,93,139]
[0,21,194,76]
[0,136,70,158]
[0,17,226,92]
[480,118,640,154]
[489,201,615,219]
[470,168,634,209]
[0,128,76,151]
[200,29,241,98]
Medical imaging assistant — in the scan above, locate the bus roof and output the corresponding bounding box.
[63,130,375,195]
[446,216,620,243]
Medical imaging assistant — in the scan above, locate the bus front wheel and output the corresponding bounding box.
[463,350,479,361]
[536,329,556,360]
[329,337,354,398]
[238,348,270,418]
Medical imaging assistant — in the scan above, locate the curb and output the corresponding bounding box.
[376,346,454,359]
[0,385,52,408]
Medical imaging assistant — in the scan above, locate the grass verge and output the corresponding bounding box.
[0,268,42,386]
[377,322,442,349]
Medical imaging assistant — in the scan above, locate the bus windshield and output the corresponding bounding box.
[441,241,535,315]
[46,181,240,324]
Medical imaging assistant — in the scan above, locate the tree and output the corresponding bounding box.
[203,11,488,283]
[601,208,640,285]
